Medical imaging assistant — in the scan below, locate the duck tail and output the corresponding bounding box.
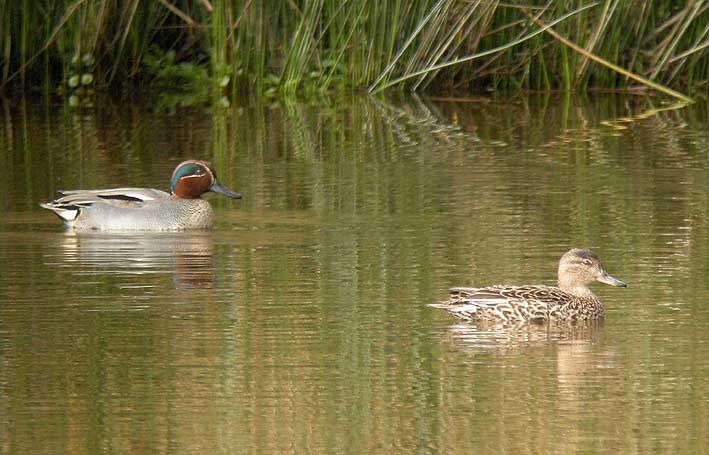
[39,202,80,222]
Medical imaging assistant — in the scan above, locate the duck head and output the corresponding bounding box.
[557,248,626,294]
[169,160,241,200]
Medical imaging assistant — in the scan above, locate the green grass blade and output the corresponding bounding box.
[371,2,600,94]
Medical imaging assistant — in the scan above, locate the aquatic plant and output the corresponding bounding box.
[0,0,706,100]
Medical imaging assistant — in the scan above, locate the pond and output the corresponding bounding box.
[0,94,707,454]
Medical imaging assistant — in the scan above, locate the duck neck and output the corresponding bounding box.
[558,277,596,299]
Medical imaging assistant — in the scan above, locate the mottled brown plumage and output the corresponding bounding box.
[432,249,626,322]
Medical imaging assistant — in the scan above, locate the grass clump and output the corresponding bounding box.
[0,1,706,101]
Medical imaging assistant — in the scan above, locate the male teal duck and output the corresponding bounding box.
[40,160,241,231]
[431,249,626,322]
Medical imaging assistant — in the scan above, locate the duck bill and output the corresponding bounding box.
[596,270,627,287]
[210,181,242,199]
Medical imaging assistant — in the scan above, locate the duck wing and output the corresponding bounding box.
[434,285,574,322]
[40,188,169,221]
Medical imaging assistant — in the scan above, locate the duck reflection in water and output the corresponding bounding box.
[54,232,216,290]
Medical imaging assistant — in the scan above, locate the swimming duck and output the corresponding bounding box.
[431,249,627,322]
[40,160,241,231]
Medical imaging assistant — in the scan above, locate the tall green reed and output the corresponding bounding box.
[0,0,705,98]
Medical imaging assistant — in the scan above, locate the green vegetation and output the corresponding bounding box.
[0,1,706,101]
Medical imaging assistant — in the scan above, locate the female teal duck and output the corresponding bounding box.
[40,160,241,231]
[432,249,626,322]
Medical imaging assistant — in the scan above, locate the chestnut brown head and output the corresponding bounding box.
[169,160,241,200]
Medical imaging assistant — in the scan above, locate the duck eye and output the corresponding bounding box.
[582,259,593,266]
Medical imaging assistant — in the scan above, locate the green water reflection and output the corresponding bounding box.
[0,95,707,454]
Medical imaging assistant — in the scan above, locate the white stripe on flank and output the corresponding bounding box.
[124,193,154,201]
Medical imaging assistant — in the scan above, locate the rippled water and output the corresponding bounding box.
[0,95,708,454]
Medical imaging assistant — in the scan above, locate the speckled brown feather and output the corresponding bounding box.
[440,285,603,322]
[432,249,625,323]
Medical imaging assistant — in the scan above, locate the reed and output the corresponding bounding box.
[0,0,706,99]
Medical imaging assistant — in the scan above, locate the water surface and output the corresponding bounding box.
[0,94,708,454]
